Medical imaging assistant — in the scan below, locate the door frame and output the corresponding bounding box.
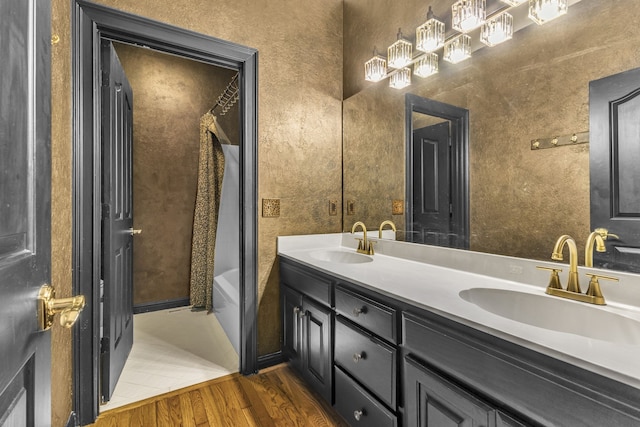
[405,93,469,249]
[71,1,258,424]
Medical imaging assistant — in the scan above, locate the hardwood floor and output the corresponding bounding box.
[91,364,349,426]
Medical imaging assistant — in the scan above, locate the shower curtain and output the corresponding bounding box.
[190,112,225,311]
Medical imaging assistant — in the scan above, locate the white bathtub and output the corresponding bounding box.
[213,268,240,354]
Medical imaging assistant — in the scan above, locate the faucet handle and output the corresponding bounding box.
[354,238,364,251]
[585,273,619,305]
[594,228,620,240]
[537,266,563,290]
[366,240,376,255]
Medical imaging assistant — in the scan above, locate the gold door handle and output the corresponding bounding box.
[129,228,142,235]
[38,285,86,330]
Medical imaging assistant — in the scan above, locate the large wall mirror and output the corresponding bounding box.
[342,0,640,273]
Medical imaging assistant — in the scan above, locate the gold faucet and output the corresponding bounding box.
[551,235,580,293]
[351,221,374,255]
[584,230,607,268]
[542,232,619,305]
[378,220,396,239]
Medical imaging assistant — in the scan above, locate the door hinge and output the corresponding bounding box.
[100,336,109,354]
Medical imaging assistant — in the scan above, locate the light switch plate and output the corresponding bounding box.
[346,200,355,216]
[329,200,338,216]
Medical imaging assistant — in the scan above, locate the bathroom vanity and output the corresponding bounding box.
[278,233,640,426]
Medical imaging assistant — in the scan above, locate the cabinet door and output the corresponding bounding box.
[404,356,497,427]
[301,298,333,403]
[282,286,303,370]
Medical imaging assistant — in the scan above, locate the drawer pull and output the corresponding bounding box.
[352,306,367,317]
[352,352,366,363]
[353,409,365,421]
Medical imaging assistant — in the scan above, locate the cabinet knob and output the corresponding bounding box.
[352,306,366,317]
[353,352,365,363]
[353,409,364,421]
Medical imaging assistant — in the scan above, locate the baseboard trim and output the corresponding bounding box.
[133,297,190,314]
[258,351,284,370]
[66,411,77,427]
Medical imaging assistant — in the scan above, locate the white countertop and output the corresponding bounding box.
[277,233,640,389]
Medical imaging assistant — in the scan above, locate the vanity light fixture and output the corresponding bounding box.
[416,6,445,53]
[389,67,412,89]
[363,1,570,87]
[444,34,471,64]
[528,0,568,25]
[387,29,412,69]
[452,0,486,33]
[480,12,514,46]
[414,53,439,78]
[364,47,387,82]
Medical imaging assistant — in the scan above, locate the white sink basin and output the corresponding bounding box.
[309,250,373,264]
[459,287,640,346]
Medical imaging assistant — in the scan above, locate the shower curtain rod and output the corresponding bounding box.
[210,72,239,116]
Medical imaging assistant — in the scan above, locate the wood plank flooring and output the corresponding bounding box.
[91,364,349,426]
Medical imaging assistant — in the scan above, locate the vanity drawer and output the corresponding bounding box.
[334,318,397,408]
[335,285,397,343]
[280,261,332,306]
[334,367,397,427]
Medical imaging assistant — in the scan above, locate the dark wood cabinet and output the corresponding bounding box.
[282,284,333,402]
[281,285,303,370]
[403,356,525,427]
[281,261,334,403]
[300,297,333,402]
[280,257,640,427]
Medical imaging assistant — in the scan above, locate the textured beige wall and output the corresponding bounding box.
[343,0,640,262]
[50,0,342,424]
[113,43,237,306]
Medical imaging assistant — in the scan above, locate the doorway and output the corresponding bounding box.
[72,2,258,425]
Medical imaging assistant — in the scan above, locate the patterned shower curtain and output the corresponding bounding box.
[190,112,225,311]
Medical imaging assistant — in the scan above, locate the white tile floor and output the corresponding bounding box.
[100,306,239,411]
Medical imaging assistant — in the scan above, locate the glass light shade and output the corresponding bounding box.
[452,0,486,33]
[480,13,513,47]
[500,0,526,5]
[528,0,568,25]
[416,18,445,53]
[388,32,413,69]
[389,67,411,89]
[364,54,387,82]
[443,34,471,64]
[414,53,439,78]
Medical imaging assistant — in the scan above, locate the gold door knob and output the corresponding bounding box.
[129,228,142,235]
[37,285,86,330]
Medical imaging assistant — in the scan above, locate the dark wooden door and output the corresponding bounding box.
[590,67,640,273]
[282,285,303,370]
[412,122,452,246]
[0,0,52,425]
[100,40,134,402]
[301,298,333,403]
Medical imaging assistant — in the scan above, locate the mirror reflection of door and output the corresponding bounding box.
[590,67,640,273]
[412,120,452,246]
[405,94,469,250]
